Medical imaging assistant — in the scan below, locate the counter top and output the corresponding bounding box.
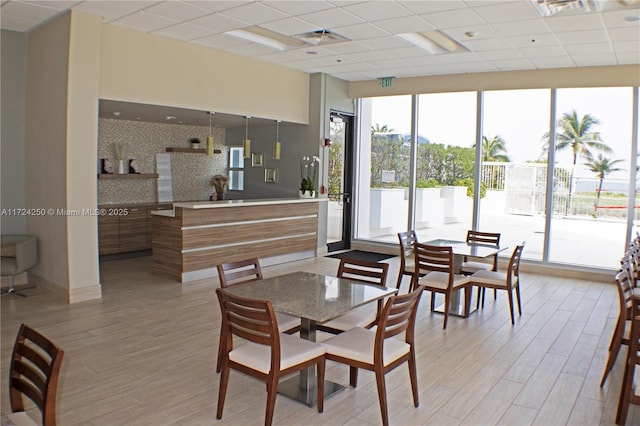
[173,197,327,209]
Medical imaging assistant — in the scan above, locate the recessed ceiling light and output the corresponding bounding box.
[165,116,176,120]
[112,111,121,116]
[624,15,640,22]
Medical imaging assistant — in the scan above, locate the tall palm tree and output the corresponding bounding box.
[371,123,393,135]
[585,154,624,214]
[475,135,510,162]
[542,110,612,215]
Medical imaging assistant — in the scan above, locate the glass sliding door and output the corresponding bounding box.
[550,87,634,268]
[354,96,412,244]
[481,89,551,261]
[415,92,477,243]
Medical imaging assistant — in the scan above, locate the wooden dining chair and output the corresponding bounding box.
[413,243,472,330]
[616,291,640,425]
[601,266,634,387]
[8,324,64,426]
[215,288,325,426]
[316,258,389,334]
[321,285,423,426]
[468,243,525,325]
[216,258,300,373]
[461,230,501,308]
[396,231,418,290]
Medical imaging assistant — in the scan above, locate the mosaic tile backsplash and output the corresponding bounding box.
[98,118,227,205]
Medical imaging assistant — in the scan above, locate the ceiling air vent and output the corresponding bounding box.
[531,0,599,16]
[294,29,350,46]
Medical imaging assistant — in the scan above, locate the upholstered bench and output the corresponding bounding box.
[1,235,38,296]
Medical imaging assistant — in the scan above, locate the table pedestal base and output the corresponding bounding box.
[278,374,345,407]
[433,288,477,318]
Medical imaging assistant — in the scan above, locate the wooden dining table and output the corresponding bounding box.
[222,271,397,407]
[425,239,509,317]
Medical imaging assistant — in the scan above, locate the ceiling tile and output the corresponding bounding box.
[616,51,640,64]
[420,8,486,29]
[462,38,513,52]
[571,53,618,66]
[267,1,334,16]
[608,26,640,41]
[331,22,389,40]
[221,2,289,25]
[153,23,213,41]
[372,15,434,34]
[0,14,38,31]
[260,17,318,36]
[184,1,250,13]
[492,58,536,70]
[144,1,211,21]
[189,12,248,33]
[444,24,501,41]
[224,42,281,56]
[543,13,604,33]
[602,8,640,28]
[358,35,410,50]
[472,1,540,24]
[296,7,365,29]
[23,1,82,11]
[110,11,178,32]
[477,48,524,61]
[2,1,61,21]
[565,42,613,55]
[551,29,609,45]
[342,1,413,22]
[72,1,150,22]
[613,40,640,53]
[520,45,568,58]
[456,61,499,73]
[491,18,550,36]
[438,51,483,64]
[530,56,575,68]
[398,1,466,15]
[504,33,559,48]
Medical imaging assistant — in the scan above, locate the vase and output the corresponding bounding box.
[117,160,126,174]
[216,191,225,201]
[298,190,315,199]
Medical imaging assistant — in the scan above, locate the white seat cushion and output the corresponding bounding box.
[321,327,409,366]
[229,333,324,374]
[470,270,514,288]
[461,260,492,273]
[3,411,38,426]
[321,305,376,331]
[276,312,299,332]
[418,271,470,290]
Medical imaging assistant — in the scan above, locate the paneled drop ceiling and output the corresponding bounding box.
[1,0,639,83]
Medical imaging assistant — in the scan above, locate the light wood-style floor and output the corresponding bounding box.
[1,254,638,425]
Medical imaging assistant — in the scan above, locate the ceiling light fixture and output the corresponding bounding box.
[294,29,349,46]
[226,29,288,50]
[399,31,465,55]
[112,111,121,117]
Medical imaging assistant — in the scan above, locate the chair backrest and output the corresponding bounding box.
[414,242,454,276]
[9,324,64,426]
[337,258,389,287]
[615,267,634,320]
[397,231,418,266]
[466,230,500,247]
[217,258,263,288]
[375,285,423,355]
[506,243,526,284]
[215,288,280,371]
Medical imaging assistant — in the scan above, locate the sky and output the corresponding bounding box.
[371,87,636,182]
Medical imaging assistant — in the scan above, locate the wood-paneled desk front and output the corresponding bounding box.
[151,198,326,283]
[223,271,397,406]
[425,239,508,317]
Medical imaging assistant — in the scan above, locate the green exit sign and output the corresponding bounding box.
[379,77,394,88]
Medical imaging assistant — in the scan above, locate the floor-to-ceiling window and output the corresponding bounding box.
[482,89,550,261]
[415,92,477,242]
[551,87,634,268]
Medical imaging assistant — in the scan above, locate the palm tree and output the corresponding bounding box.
[585,154,624,214]
[371,123,393,135]
[475,135,510,162]
[542,110,612,215]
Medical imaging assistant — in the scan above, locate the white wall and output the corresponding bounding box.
[1,30,27,234]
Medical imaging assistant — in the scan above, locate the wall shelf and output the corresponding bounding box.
[166,147,205,153]
[165,147,222,154]
[98,174,159,179]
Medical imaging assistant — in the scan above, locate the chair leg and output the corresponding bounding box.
[265,376,278,426]
[442,293,450,330]
[463,286,472,318]
[515,283,522,316]
[493,289,497,300]
[507,288,515,325]
[216,362,230,419]
[1,275,27,298]
[616,354,633,425]
[601,320,624,387]
[430,291,435,312]
[408,351,419,408]
[317,359,325,413]
[350,366,358,387]
[216,334,224,373]
[475,287,483,310]
[374,367,389,426]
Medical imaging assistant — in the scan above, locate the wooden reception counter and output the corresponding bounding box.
[151,198,325,282]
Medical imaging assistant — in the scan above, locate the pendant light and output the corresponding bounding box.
[243,116,251,158]
[274,120,281,160]
[206,111,215,157]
